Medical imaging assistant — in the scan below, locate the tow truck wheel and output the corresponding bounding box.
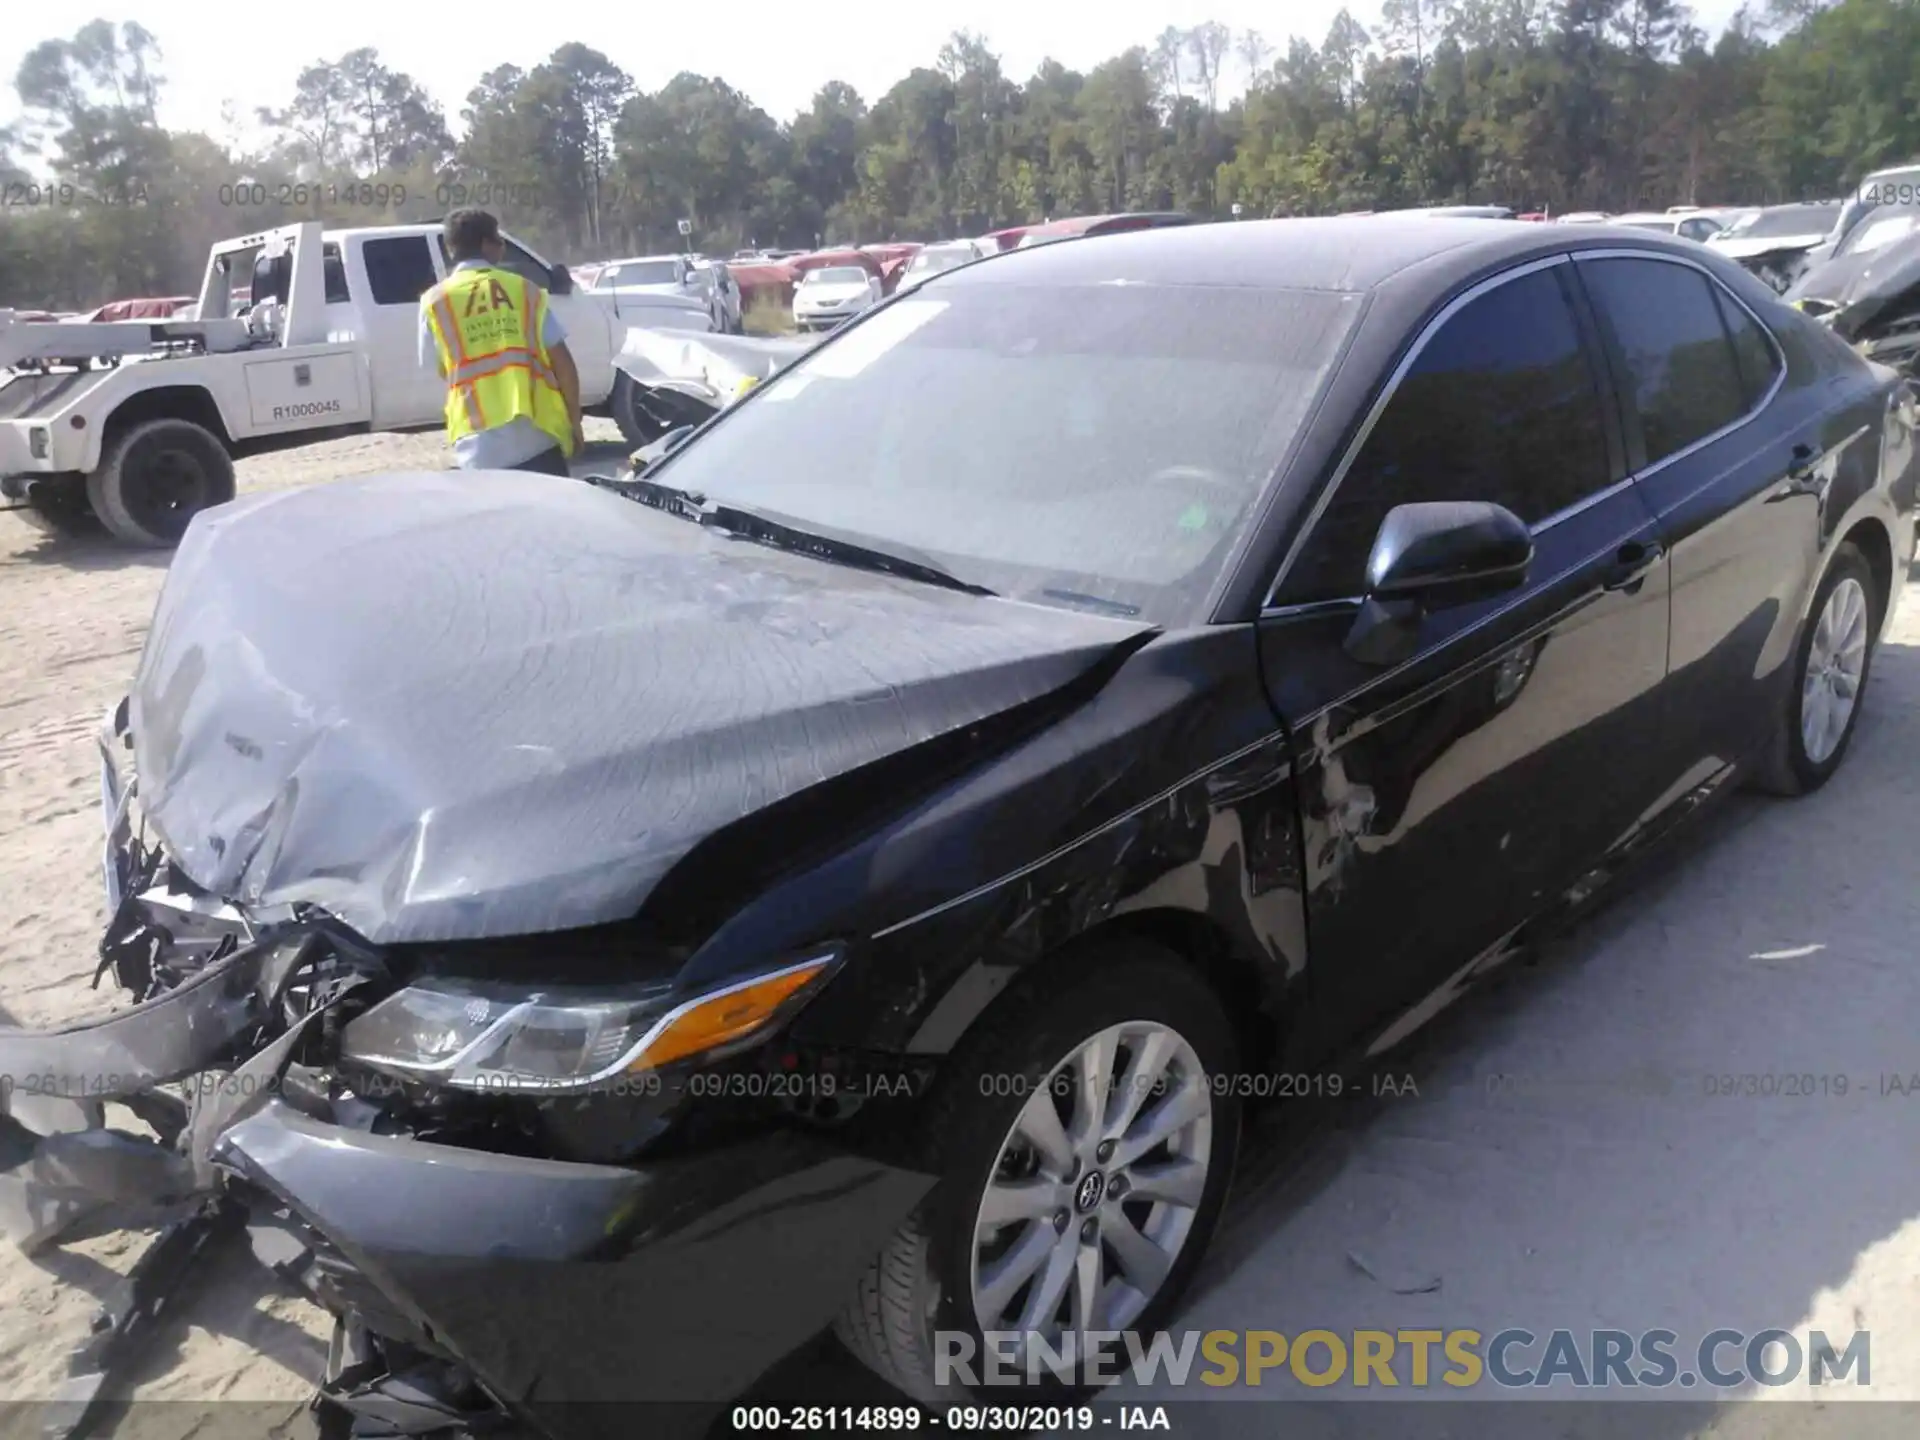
[88,418,237,548]
[13,475,104,540]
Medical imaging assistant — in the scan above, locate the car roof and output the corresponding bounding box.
[937,214,1631,296]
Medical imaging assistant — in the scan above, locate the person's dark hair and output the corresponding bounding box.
[444,209,501,262]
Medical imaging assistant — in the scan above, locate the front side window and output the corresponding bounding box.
[1580,257,1750,467]
[650,283,1363,625]
[1278,264,1613,605]
[361,236,439,306]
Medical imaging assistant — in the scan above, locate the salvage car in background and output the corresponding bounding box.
[1607,210,1726,242]
[1706,202,1843,292]
[1801,159,1920,273]
[792,263,883,330]
[1788,203,1920,387]
[2,217,1913,1438]
[895,239,988,293]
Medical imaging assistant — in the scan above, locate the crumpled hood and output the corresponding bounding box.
[1788,231,1920,341]
[614,328,818,402]
[131,472,1150,944]
[1708,232,1827,262]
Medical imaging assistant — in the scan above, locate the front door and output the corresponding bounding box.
[355,233,447,428]
[1256,256,1678,1043]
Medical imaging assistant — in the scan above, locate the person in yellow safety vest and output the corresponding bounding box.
[418,208,584,476]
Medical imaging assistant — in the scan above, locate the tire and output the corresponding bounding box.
[835,940,1242,1404]
[12,475,103,540]
[610,373,670,450]
[87,418,235,548]
[1754,540,1880,796]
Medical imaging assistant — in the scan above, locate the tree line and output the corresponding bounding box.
[1,0,1915,310]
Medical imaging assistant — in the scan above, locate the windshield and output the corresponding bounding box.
[1837,207,1920,258]
[599,260,682,288]
[1837,167,1920,243]
[1726,204,1841,240]
[807,266,869,285]
[648,284,1362,625]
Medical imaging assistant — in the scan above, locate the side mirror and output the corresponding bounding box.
[1343,501,1533,666]
[548,262,574,295]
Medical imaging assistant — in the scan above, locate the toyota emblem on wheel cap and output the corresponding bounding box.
[1075,1171,1106,1212]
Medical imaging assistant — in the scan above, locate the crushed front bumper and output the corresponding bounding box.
[216,1099,934,1437]
[2,705,938,1439]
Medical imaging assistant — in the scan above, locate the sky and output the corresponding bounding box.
[3,0,1749,152]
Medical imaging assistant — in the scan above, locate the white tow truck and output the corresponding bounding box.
[0,220,715,547]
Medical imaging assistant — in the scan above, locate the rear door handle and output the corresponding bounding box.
[1772,442,1824,500]
[1603,538,1664,592]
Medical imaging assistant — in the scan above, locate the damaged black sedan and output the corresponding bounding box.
[3,216,1915,1437]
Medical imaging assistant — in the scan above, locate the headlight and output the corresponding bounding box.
[339,953,835,1093]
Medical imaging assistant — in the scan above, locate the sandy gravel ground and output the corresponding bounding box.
[1,433,1917,1437]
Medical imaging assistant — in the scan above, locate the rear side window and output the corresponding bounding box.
[1580,257,1750,467]
[362,236,439,306]
[1712,287,1783,407]
[1279,264,1612,604]
[322,243,351,304]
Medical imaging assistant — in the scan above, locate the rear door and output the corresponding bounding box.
[1575,250,1878,775]
[1257,257,1677,1041]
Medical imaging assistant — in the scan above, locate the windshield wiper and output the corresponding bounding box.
[599,474,996,599]
[1041,588,1141,618]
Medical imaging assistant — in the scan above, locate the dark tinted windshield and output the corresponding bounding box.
[651,284,1362,624]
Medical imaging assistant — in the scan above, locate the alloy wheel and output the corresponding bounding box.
[968,1020,1212,1369]
[1801,574,1869,766]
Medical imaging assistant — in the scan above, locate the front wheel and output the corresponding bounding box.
[835,941,1241,1403]
[1754,540,1880,795]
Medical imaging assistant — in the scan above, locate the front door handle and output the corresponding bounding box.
[1603,538,1664,593]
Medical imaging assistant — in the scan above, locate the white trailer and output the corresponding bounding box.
[0,220,715,547]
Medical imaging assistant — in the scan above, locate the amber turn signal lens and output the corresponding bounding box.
[627,959,831,1072]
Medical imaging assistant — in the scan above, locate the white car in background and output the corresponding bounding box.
[594,254,732,331]
[895,240,986,293]
[792,265,882,332]
[1605,210,1727,242]
[694,260,744,333]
